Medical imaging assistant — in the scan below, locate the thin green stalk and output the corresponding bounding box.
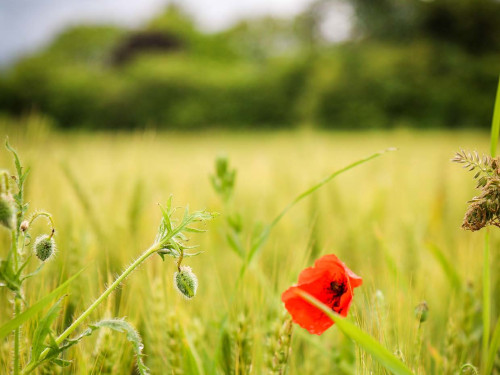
[11,229,20,375]
[489,77,500,158]
[21,243,161,374]
[13,297,21,375]
[481,230,490,373]
[482,77,500,374]
[485,316,500,375]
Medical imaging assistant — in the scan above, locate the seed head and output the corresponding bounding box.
[174,266,198,299]
[453,151,500,231]
[462,201,488,231]
[0,194,16,230]
[34,234,56,262]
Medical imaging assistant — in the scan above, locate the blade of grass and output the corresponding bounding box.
[482,76,500,374]
[243,148,397,275]
[485,316,500,375]
[295,289,414,375]
[0,267,86,340]
[426,243,462,291]
[489,76,500,158]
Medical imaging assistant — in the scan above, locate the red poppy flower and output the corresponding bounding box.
[281,254,362,335]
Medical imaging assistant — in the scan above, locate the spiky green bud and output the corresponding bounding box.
[34,234,56,261]
[174,266,198,299]
[0,194,15,230]
[414,301,429,323]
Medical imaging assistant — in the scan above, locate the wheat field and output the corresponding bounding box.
[0,121,498,374]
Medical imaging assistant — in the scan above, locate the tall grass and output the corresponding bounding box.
[0,126,497,374]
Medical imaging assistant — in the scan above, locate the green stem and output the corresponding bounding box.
[27,212,55,238]
[11,229,20,375]
[21,243,161,374]
[481,230,490,374]
[13,297,21,375]
[482,78,499,374]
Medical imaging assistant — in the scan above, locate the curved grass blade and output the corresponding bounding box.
[489,76,500,158]
[30,297,64,362]
[295,289,414,375]
[87,319,150,375]
[243,148,397,274]
[0,267,86,340]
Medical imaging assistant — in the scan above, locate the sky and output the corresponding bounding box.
[0,0,338,65]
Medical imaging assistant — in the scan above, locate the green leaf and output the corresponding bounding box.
[41,319,150,374]
[5,139,23,184]
[50,358,72,367]
[225,230,244,258]
[46,327,93,359]
[181,329,204,375]
[15,255,34,278]
[88,319,150,375]
[20,264,45,282]
[295,289,414,375]
[31,297,65,362]
[0,267,86,340]
[0,258,21,292]
[490,76,500,158]
[183,251,204,257]
[159,203,173,233]
[184,226,207,233]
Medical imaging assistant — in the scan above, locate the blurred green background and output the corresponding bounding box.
[1,0,499,131]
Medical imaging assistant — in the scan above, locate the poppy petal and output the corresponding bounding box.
[282,253,362,335]
[282,280,334,335]
[316,254,363,288]
[298,266,330,284]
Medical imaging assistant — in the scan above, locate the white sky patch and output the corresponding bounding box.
[320,1,354,42]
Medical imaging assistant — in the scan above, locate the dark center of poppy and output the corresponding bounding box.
[326,281,346,312]
[329,281,346,297]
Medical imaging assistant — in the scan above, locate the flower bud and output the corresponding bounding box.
[0,194,15,230]
[20,220,29,232]
[414,301,429,323]
[34,234,56,262]
[174,266,198,299]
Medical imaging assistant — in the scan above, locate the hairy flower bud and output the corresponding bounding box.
[174,266,198,299]
[20,220,29,232]
[0,194,15,230]
[34,234,56,261]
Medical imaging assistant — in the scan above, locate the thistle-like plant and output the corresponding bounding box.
[0,141,215,374]
[453,81,500,375]
[452,150,500,231]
